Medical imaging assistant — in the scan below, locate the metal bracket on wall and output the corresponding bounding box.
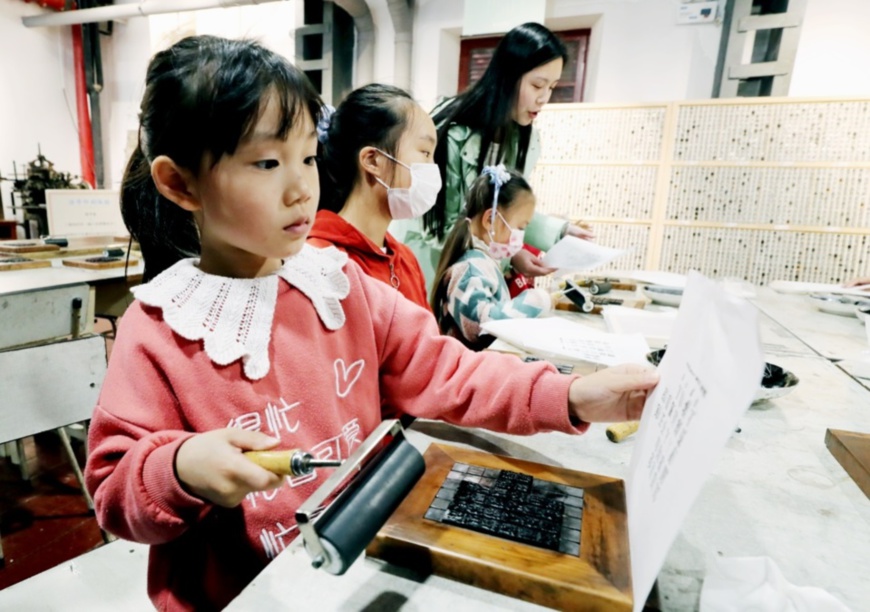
[715,0,808,98]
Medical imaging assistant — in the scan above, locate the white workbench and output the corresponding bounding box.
[751,287,868,362]
[0,257,143,296]
[0,540,151,611]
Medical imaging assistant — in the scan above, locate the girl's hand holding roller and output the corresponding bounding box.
[175,428,284,507]
[567,364,659,424]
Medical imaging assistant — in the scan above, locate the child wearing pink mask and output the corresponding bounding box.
[431,165,553,350]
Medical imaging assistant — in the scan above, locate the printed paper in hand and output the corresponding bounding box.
[480,317,650,366]
[626,271,764,611]
[542,236,626,271]
[610,269,688,289]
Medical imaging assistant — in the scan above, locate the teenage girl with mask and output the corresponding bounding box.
[85,36,658,610]
[431,165,553,350]
[309,84,441,309]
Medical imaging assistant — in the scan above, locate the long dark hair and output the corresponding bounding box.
[317,83,415,213]
[122,35,322,281]
[430,168,532,329]
[424,22,566,241]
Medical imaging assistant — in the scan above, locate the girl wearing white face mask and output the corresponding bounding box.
[431,165,554,350]
[311,84,440,309]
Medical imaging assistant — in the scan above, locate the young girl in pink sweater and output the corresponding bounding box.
[84,35,658,611]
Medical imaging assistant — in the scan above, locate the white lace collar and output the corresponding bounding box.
[132,245,350,380]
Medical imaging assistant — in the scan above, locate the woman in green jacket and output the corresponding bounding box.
[392,22,592,292]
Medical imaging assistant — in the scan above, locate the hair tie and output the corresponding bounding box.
[481,164,511,228]
[316,104,335,144]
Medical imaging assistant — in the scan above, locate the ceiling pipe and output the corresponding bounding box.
[23,0,289,27]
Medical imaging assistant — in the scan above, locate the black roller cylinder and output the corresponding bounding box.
[316,436,425,575]
[589,280,612,295]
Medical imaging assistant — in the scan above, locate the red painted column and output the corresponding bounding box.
[71,23,95,187]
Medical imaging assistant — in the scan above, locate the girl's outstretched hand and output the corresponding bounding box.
[843,277,870,289]
[568,364,659,424]
[565,222,595,241]
[510,249,557,277]
[175,428,284,507]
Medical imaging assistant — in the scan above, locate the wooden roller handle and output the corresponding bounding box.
[606,421,640,443]
[243,450,299,475]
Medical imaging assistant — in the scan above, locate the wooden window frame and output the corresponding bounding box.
[458,28,590,103]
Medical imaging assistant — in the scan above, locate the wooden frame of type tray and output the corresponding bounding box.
[0,241,61,254]
[367,444,640,612]
[62,256,138,270]
[0,256,52,271]
[826,428,870,500]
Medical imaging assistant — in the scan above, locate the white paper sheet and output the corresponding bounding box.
[607,269,689,289]
[769,279,870,297]
[541,236,626,270]
[601,306,677,347]
[480,317,650,366]
[627,272,764,612]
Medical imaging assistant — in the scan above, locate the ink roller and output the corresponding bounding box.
[572,278,613,295]
[561,279,595,313]
[249,420,425,575]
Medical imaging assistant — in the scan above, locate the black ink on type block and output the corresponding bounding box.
[424,463,584,556]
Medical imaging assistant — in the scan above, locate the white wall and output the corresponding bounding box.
[1,3,81,221]
[4,0,869,223]
[409,0,725,111]
[790,0,870,97]
[0,2,297,221]
[103,3,298,189]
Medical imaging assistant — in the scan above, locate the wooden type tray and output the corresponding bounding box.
[367,444,635,611]
[0,256,52,272]
[826,428,870,500]
[0,241,61,254]
[62,256,138,270]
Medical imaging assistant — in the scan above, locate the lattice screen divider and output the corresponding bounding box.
[532,97,870,285]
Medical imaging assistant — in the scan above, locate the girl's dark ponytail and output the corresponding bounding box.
[120,144,199,282]
[430,217,472,332]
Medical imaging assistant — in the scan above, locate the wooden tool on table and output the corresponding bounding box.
[62,249,139,270]
[826,428,870,500]
[573,277,638,294]
[0,239,63,254]
[0,256,52,271]
[607,421,640,443]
